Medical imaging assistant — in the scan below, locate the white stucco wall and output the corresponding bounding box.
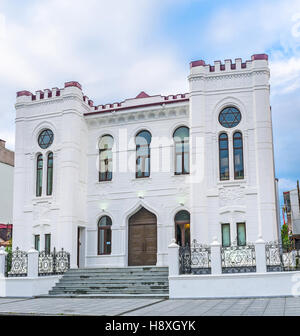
[290,189,300,235]
[0,162,14,224]
[12,55,279,269]
[169,271,300,298]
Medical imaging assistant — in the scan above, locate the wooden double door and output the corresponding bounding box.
[128,207,157,266]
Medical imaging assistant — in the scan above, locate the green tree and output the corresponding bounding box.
[281,224,291,250]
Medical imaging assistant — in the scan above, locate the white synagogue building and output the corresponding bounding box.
[13,54,280,269]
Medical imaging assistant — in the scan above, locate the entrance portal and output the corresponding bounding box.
[128,207,157,266]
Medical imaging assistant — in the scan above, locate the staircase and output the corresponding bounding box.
[48,267,169,297]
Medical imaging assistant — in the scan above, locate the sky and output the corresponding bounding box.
[0,0,299,213]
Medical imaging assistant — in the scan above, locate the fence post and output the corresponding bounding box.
[0,247,7,278]
[168,239,180,276]
[210,237,222,275]
[27,248,39,278]
[255,236,267,273]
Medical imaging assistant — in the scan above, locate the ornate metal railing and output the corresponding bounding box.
[179,239,211,274]
[266,241,300,272]
[221,241,256,273]
[38,250,54,276]
[38,248,70,276]
[53,248,70,274]
[6,247,28,277]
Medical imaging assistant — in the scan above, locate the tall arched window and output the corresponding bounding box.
[47,152,53,196]
[219,133,229,180]
[175,210,190,247]
[36,154,43,197]
[173,126,189,175]
[98,216,112,255]
[233,132,244,179]
[99,135,114,181]
[136,130,151,178]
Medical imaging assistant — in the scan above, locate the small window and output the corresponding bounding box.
[36,154,43,197]
[173,126,189,175]
[47,152,53,195]
[233,132,244,179]
[222,224,231,247]
[175,210,190,247]
[219,133,229,180]
[98,216,112,255]
[99,135,114,181]
[34,235,40,251]
[237,223,246,246]
[38,129,54,149]
[45,234,51,254]
[136,130,151,178]
[219,107,241,128]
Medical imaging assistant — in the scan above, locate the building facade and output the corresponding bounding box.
[0,139,14,246]
[13,54,279,268]
[283,184,300,248]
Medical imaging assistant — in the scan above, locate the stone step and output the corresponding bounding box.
[39,294,169,299]
[59,276,168,282]
[49,289,169,295]
[63,273,168,279]
[55,283,168,289]
[66,268,168,274]
[49,267,169,297]
[59,278,168,284]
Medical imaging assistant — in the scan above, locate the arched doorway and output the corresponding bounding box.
[175,210,190,246]
[128,207,157,266]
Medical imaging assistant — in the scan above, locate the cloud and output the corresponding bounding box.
[0,0,189,149]
[270,57,300,94]
[278,178,297,193]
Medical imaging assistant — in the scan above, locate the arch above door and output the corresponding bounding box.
[128,207,157,266]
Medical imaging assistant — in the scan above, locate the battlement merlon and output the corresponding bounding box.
[189,54,269,76]
[15,81,85,106]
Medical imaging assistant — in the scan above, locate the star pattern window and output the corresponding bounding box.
[219,107,241,128]
[38,129,54,149]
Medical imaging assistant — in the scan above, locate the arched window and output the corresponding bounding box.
[99,135,114,181]
[175,210,190,247]
[219,133,229,180]
[233,132,244,179]
[136,130,151,178]
[98,216,112,255]
[36,154,43,197]
[173,126,189,175]
[47,152,53,196]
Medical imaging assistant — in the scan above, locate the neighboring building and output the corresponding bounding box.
[13,54,279,268]
[0,139,14,246]
[283,183,300,248]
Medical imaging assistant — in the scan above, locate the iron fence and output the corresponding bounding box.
[6,247,28,277]
[221,241,256,273]
[179,239,211,274]
[266,241,300,272]
[38,248,70,276]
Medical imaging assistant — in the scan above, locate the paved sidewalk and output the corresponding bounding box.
[0,297,299,316]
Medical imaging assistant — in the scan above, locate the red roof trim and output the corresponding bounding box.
[84,98,189,117]
[136,91,150,98]
[0,224,12,229]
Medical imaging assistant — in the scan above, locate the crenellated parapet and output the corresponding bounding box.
[87,92,189,115]
[190,54,269,74]
[16,81,85,104]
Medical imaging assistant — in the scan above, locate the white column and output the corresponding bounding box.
[168,239,179,276]
[27,248,39,278]
[210,237,222,274]
[255,236,267,273]
[0,247,7,278]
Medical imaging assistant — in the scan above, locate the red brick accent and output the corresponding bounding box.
[64,81,82,90]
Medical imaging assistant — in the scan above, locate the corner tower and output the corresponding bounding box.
[188,54,278,243]
[13,82,88,267]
